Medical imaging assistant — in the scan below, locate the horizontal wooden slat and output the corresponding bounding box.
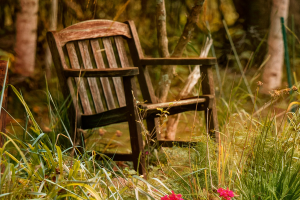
[64,67,139,77]
[140,95,214,118]
[139,57,217,65]
[140,95,212,110]
[58,20,132,46]
[81,107,128,129]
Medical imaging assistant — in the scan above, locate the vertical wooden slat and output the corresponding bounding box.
[78,40,104,113]
[0,61,8,147]
[66,42,93,115]
[90,39,116,110]
[103,38,126,107]
[125,21,157,104]
[114,36,130,68]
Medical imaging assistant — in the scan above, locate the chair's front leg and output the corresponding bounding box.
[201,65,219,143]
[122,76,146,177]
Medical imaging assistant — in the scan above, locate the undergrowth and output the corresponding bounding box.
[1,77,300,200]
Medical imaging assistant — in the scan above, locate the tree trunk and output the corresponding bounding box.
[14,0,39,77]
[155,0,171,104]
[261,0,290,93]
[45,0,58,79]
[156,0,206,103]
[155,0,206,139]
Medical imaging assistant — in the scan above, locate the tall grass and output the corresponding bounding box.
[1,69,300,199]
[0,83,181,199]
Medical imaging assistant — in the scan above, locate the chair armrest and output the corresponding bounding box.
[64,67,139,77]
[139,57,216,66]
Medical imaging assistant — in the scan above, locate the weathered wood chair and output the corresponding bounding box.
[47,20,218,176]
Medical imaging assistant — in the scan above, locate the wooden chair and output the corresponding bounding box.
[47,20,218,176]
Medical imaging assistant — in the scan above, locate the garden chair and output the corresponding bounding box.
[47,20,218,176]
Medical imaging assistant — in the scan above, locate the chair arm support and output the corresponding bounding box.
[139,57,216,66]
[64,67,139,77]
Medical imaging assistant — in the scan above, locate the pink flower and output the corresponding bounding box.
[161,191,184,200]
[217,188,234,200]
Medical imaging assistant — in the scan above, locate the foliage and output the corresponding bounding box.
[1,73,300,199]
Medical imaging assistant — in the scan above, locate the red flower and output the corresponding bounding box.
[217,188,234,200]
[161,191,184,200]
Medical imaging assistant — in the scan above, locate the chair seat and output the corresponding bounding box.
[139,95,214,118]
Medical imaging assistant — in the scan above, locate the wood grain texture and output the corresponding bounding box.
[103,38,126,107]
[58,20,132,46]
[140,97,207,110]
[64,67,139,77]
[90,39,116,110]
[78,40,104,113]
[140,58,217,65]
[140,95,214,118]
[66,42,92,115]
[202,66,219,142]
[115,36,130,68]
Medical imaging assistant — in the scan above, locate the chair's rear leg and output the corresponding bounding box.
[201,66,219,143]
[123,76,146,177]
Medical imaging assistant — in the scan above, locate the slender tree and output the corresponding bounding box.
[14,0,39,77]
[45,0,58,79]
[261,0,290,93]
[155,0,207,139]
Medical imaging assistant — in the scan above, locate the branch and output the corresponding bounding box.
[155,0,206,103]
[63,0,84,20]
[178,37,212,98]
[172,0,205,57]
[156,0,170,57]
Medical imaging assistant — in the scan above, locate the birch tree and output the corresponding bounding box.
[14,0,39,77]
[261,0,290,93]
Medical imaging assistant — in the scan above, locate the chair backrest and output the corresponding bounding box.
[47,20,139,115]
